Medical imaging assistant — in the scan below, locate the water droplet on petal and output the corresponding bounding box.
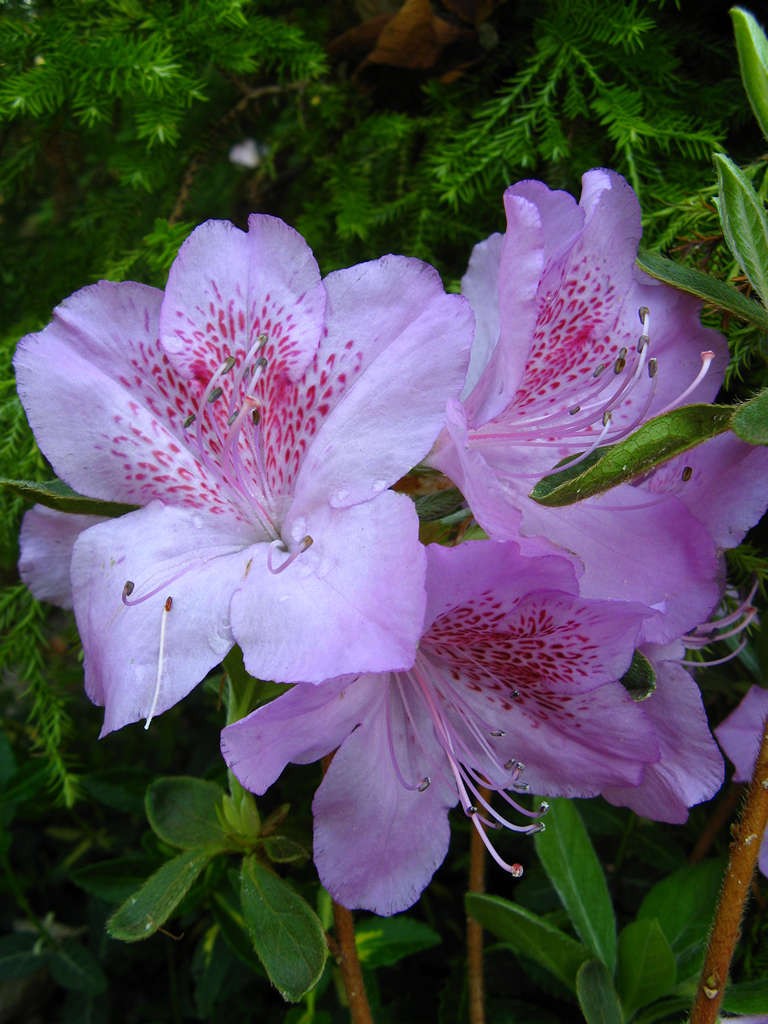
[371,478,387,494]
[333,488,350,505]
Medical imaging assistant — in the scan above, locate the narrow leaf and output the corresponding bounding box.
[732,387,768,445]
[637,857,725,981]
[636,250,768,331]
[576,959,624,1024]
[0,477,137,518]
[146,776,229,852]
[531,405,733,506]
[616,919,676,1018]
[715,152,768,305]
[107,849,211,942]
[240,855,327,1002]
[48,941,107,995]
[0,934,45,981]
[355,916,441,968]
[465,893,590,992]
[732,7,768,141]
[722,977,768,1014]
[534,799,616,971]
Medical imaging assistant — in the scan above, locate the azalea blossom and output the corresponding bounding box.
[15,215,473,735]
[220,538,716,916]
[428,169,768,643]
[715,684,768,879]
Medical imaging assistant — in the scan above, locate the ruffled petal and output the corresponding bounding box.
[603,659,724,823]
[313,682,455,915]
[14,282,234,512]
[160,215,325,384]
[291,255,473,512]
[231,490,426,683]
[71,502,255,735]
[19,506,106,609]
[222,675,381,794]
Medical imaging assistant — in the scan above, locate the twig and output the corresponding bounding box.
[468,787,489,1024]
[331,899,375,1024]
[690,711,768,1024]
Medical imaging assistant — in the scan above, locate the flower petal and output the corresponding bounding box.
[19,505,105,610]
[290,255,473,511]
[313,682,455,915]
[222,675,381,794]
[14,282,234,512]
[715,684,768,783]
[231,490,426,683]
[71,503,255,735]
[160,215,325,384]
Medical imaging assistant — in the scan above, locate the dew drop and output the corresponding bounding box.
[333,488,350,505]
[371,478,388,494]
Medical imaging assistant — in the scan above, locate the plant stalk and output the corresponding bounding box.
[468,787,489,1024]
[331,899,374,1024]
[690,710,768,1024]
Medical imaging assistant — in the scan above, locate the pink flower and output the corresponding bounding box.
[15,215,473,734]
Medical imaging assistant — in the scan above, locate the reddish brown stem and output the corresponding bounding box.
[690,711,768,1024]
[331,899,374,1024]
[467,788,489,1024]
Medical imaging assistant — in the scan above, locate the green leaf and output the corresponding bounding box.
[465,893,590,992]
[531,405,733,506]
[239,855,327,1002]
[636,250,768,331]
[637,858,725,981]
[534,799,617,971]
[714,152,768,306]
[722,977,768,1013]
[576,960,624,1024]
[355,915,441,968]
[48,941,107,995]
[146,776,229,852]
[732,7,768,141]
[616,919,676,1018]
[732,387,768,445]
[107,849,211,942]
[618,651,656,701]
[0,478,138,518]
[0,934,45,981]
[261,835,310,864]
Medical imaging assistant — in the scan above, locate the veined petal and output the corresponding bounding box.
[19,506,106,610]
[603,659,724,823]
[313,683,455,915]
[291,255,473,511]
[715,684,768,783]
[222,675,381,794]
[160,215,325,385]
[460,231,504,401]
[14,282,236,512]
[231,490,426,683]
[72,502,255,735]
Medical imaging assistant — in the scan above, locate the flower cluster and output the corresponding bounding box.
[15,170,768,915]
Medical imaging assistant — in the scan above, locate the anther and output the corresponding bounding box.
[254,356,268,371]
[510,864,524,878]
[648,358,658,378]
[122,580,135,601]
[221,355,236,374]
[252,407,261,425]
[638,305,649,323]
[266,534,314,574]
[207,386,223,403]
[637,334,649,352]
[467,805,479,816]
[227,409,239,426]
[182,413,196,428]
[614,355,626,374]
[569,405,581,415]
[532,821,546,833]
[257,333,268,348]
[418,777,431,792]
[164,596,173,612]
[593,362,607,378]
[490,729,506,737]
[538,801,550,814]
[602,409,612,427]
[681,465,693,482]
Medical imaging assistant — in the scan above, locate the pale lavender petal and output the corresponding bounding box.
[460,231,504,400]
[644,432,768,550]
[506,178,584,265]
[71,503,255,735]
[19,506,106,610]
[14,282,234,512]
[291,256,473,512]
[222,675,381,794]
[160,215,325,384]
[715,685,768,783]
[231,490,426,683]
[603,659,724,823]
[313,682,455,915]
[464,196,542,424]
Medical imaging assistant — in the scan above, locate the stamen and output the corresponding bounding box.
[648,358,658,378]
[266,535,313,575]
[207,386,223,404]
[182,413,196,428]
[145,595,172,730]
[681,465,693,482]
[122,580,135,601]
[655,350,716,416]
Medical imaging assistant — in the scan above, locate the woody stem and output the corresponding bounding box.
[468,786,489,1024]
[690,711,768,1024]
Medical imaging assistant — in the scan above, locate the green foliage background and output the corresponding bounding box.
[1,0,768,1021]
